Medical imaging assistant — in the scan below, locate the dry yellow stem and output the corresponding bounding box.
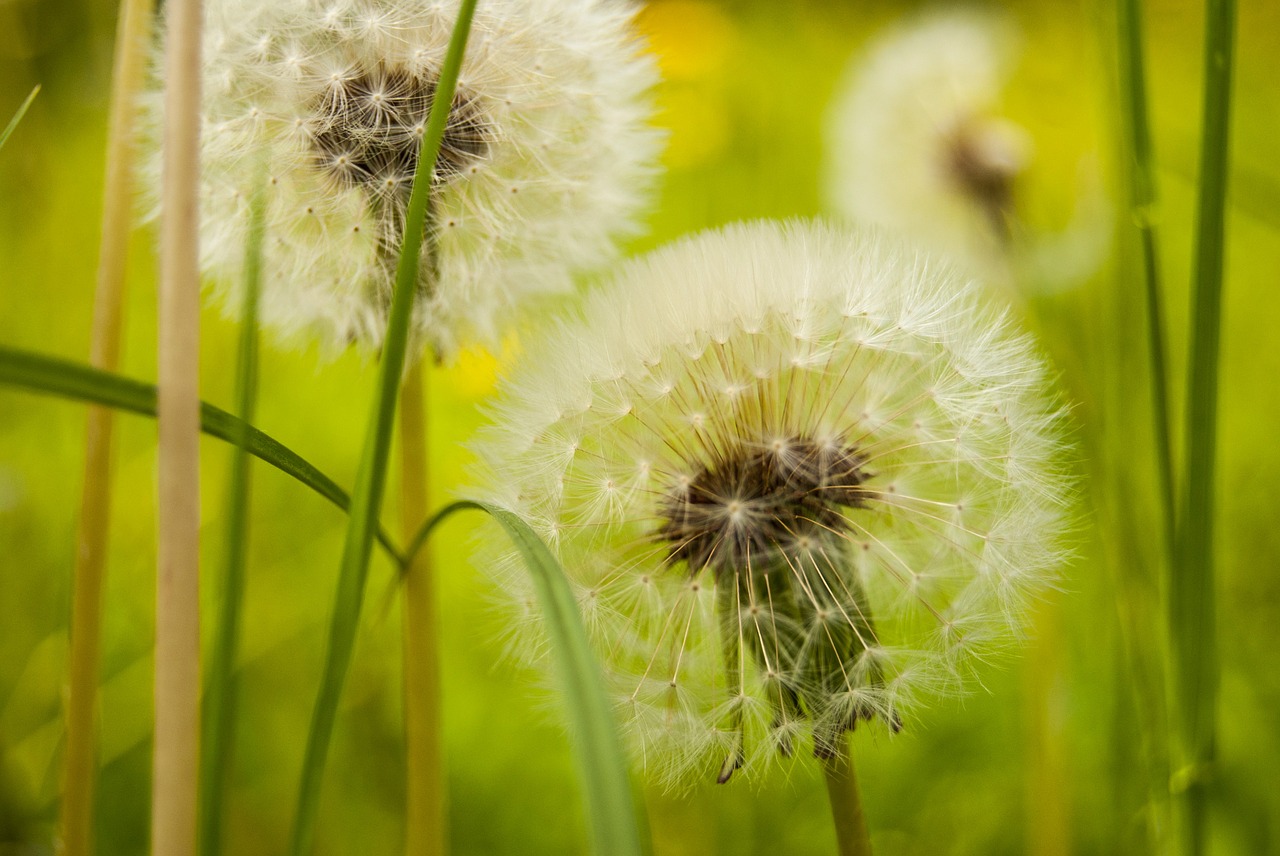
[153,0,203,849]
[399,361,446,856]
[60,0,155,852]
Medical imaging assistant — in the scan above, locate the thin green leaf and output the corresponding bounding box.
[1115,2,1175,848]
[0,345,403,564]
[1117,0,1175,563]
[199,175,266,856]
[288,3,478,853]
[0,85,40,152]
[1172,0,1236,852]
[411,501,645,856]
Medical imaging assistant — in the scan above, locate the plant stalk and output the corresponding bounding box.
[1171,0,1236,852]
[821,737,873,856]
[198,177,265,856]
[1117,0,1176,562]
[154,0,203,846]
[60,0,153,851]
[287,3,477,853]
[399,361,446,856]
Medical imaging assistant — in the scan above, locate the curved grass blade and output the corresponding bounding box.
[199,175,265,856]
[0,85,40,152]
[0,345,404,564]
[287,3,477,853]
[409,500,645,856]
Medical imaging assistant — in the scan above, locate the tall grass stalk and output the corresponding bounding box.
[154,0,203,846]
[821,739,873,856]
[1117,0,1176,561]
[399,361,445,856]
[288,2,477,853]
[1171,0,1236,852]
[1114,0,1175,847]
[197,178,265,856]
[60,0,153,851]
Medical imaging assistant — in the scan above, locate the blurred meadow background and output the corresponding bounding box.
[1,0,1278,853]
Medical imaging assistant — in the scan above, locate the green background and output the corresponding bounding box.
[1,0,1278,853]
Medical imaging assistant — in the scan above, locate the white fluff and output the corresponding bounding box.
[146,0,661,357]
[825,11,1027,278]
[473,221,1073,786]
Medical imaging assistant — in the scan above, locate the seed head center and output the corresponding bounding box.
[657,435,872,578]
[310,65,489,200]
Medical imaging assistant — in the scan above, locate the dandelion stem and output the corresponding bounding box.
[1172,0,1235,852]
[288,3,477,853]
[821,737,873,856]
[399,360,445,856]
[154,0,203,846]
[60,0,153,851]
[198,175,266,856]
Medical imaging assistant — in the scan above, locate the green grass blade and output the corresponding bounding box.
[0,85,40,152]
[287,3,478,853]
[0,345,403,563]
[1117,0,1175,562]
[1172,0,1236,852]
[199,177,266,856]
[411,500,645,856]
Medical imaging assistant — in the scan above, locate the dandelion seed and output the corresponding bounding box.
[475,221,1072,786]
[147,0,661,357]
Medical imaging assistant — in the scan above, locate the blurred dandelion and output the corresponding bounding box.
[825,11,1029,277]
[475,220,1073,786]
[147,0,660,357]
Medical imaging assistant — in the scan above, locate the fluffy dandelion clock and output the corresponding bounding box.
[156,0,659,356]
[825,11,1030,277]
[475,221,1072,786]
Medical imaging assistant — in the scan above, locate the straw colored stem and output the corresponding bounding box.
[1171,0,1235,852]
[821,738,873,856]
[399,362,445,856]
[154,0,203,848]
[60,1,155,852]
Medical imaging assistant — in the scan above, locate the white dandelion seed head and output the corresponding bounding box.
[825,10,1029,278]
[145,0,661,358]
[473,220,1073,787]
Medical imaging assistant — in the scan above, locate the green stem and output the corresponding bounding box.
[287,3,478,853]
[821,737,873,856]
[198,176,266,856]
[0,84,40,151]
[1117,0,1176,563]
[1172,0,1235,852]
[0,346,404,563]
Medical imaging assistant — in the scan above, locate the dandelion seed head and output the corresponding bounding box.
[474,221,1072,786]
[147,0,661,358]
[825,10,1027,275]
